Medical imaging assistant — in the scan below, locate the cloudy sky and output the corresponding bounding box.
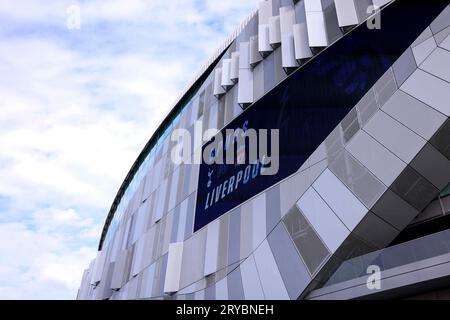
[0,0,257,299]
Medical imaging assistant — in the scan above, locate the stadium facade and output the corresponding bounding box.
[77,0,450,300]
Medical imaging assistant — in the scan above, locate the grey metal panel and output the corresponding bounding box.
[401,69,450,117]
[130,235,146,277]
[204,219,220,276]
[239,201,253,260]
[430,5,450,34]
[215,277,228,300]
[253,59,265,101]
[240,254,265,299]
[313,169,367,230]
[353,211,398,249]
[268,223,311,299]
[392,47,417,86]
[390,165,439,212]
[434,26,450,46]
[111,249,127,289]
[410,143,450,190]
[382,90,447,141]
[227,267,245,300]
[296,188,350,252]
[266,184,281,233]
[412,36,437,65]
[279,169,311,219]
[252,192,267,249]
[253,240,290,299]
[373,69,398,108]
[228,208,241,266]
[412,27,434,48]
[164,242,184,293]
[346,130,407,186]
[179,228,207,289]
[440,34,450,50]
[364,110,427,164]
[371,189,419,231]
[420,47,450,82]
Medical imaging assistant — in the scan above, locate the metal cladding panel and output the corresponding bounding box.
[164,242,184,293]
[81,1,450,301]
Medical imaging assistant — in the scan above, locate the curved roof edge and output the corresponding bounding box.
[98,9,257,250]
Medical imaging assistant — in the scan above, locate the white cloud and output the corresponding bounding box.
[0,0,258,299]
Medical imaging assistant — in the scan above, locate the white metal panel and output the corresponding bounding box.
[259,24,272,53]
[90,250,106,285]
[250,35,262,67]
[213,68,226,97]
[313,169,368,230]
[281,33,298,68]
[334,0,372,27]
[259,0,272,25]
[230,52,240,82]
[221,59,233,89]
[280,6,298,69]
[296,188,350,252]
[203,219,220,276]
[239,41,250,68]
[269,15,281,46]
[238,68,254,105]
[164,242,184,293]
[280,6,296,34]
[293,23,313,60]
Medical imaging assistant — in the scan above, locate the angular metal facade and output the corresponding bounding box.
[77,1,450,300]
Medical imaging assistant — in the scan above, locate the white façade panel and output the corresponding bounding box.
[281,33,298,68]
[269,16,281,47]
[259,0,272,25]
[280,6,295,34]
[111,250,128,290]
[164,242,184,293]
[238,68,254,105]
[293,23,313,60]
[221,59,233,90]
[305,0,341,47]
[334,0,372,27]
[346,130,407,186]
[203,219,220,276]
[238,42,254,106]
[130,235,146,277]
[296,188,350,252]
[250,36,263,67]
[313,169,367,230]
[213,68,226,97]
[364,110,427,163]
[90,250,106,285]
[280,6,298,69]
[412,37,437,65]
[382,90,447,141]
[240,254,265,299]
[252,192,267,249]
[372,0,393,8]
[253,240,289,300]
[259,24,272,54]
[215,277,228,300]
[239,42,250,68]
[401,69,450,117]
[334,0,357,27]
[230,52,240,82]
[420,47,450,83]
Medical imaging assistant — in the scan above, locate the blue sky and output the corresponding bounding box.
[0,0,257,299]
